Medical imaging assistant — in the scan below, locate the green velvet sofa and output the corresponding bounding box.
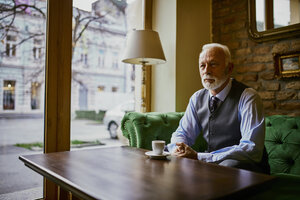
[121,112,300,199]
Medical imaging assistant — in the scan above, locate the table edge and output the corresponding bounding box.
[19,155,97,200]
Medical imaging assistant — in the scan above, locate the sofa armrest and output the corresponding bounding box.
[121,112,184,150]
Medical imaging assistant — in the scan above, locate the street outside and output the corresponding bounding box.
[0,117,122,199]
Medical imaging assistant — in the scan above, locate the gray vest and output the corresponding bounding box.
[196,80,248,152]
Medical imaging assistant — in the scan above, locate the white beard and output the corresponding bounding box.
[201,74,228,91]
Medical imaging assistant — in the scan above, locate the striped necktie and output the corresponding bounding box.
[209,96,219,113]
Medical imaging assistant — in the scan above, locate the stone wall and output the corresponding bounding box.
[212,0,300,116]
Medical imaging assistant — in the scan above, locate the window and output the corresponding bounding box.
[84,54,88,65]
[98,85,105,92]
[112,52,119,69]
[98,49,105,68]
[3,80,16,110]
[273,0,291,28]
[81,53,88,66]
[6,35,17,57]
[255,0,266,31]
[98,56,102,68]
[79,85,88,110]
[112,59,118,69]
[112,86,118,92]
[255,0,298,31]
[33,39,43,60]
[31,82,41,109]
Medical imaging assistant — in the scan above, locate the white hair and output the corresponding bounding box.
[200,43,231,66]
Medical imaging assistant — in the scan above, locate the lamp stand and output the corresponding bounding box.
[141,65,146,112]
[141,62,148,113]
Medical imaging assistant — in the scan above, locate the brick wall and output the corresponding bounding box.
[212,0,300,116]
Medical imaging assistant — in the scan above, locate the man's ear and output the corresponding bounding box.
[228,62,234,74]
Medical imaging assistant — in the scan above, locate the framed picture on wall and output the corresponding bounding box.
[274,51,300,78]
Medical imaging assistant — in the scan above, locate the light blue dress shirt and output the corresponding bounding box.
[168,79,265,163]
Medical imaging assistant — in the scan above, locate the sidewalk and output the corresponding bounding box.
[0,145,43,199]
[0,118,122,198]
[0,118,121,146]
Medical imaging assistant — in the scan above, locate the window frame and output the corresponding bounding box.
[248,0,300,42]
[44,0,72,198]
[44,0,150,198]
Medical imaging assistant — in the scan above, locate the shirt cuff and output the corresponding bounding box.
[167,143,177,153]
[197,153,213,162]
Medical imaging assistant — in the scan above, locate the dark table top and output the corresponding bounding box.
[19,146,275,200]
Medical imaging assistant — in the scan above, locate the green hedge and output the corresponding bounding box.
[75,110,106,122]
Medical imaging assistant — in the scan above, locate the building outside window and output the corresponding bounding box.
[70,0,135,114]
[0,0,135,115]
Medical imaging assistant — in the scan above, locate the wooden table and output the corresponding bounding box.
[19,146,274,200]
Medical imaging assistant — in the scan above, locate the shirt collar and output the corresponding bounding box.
[209,78,232,102]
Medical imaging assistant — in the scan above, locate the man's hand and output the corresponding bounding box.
[173,142,198,160]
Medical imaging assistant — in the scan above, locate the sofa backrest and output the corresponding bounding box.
[121,112,300,175]
[265,115,300,175]
[121,112,184,150]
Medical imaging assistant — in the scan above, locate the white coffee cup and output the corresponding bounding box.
[152,140,165,155]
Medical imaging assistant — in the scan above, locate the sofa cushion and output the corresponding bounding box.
[265,115,300,175]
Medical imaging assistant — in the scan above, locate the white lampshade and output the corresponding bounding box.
[122,29,166,65]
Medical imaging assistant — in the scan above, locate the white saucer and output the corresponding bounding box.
[145,151,170,159]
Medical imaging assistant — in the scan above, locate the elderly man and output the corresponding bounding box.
[167,43,266,172]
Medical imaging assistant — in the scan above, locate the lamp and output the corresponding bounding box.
[122,29,166,112]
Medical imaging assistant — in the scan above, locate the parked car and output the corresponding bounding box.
[103,101,135,139]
